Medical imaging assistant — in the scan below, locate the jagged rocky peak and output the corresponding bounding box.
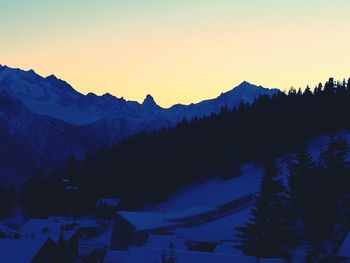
[142,94,158,107]
[46,74,58,80]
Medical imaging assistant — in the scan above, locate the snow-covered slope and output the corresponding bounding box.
[141,134,349,247]
[147,164,262,212]
[0,65,279,144]
[0,64,279,184]
[0,90,103,185]
[167,81,278,120]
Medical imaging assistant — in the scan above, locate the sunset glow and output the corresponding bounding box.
[1,0,350,107]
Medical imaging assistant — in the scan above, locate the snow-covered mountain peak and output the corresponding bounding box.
[0,66,282,184]
[0,66,279,128]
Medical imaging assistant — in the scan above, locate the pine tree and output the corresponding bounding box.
[320,137,348,217]
[314,82,323,94]
[222,143,241,179]
[57,231,68,263]
[159,242,176,263]
[322,138,349,225]
[236,159,293,259]
[303,86,313,96]
[297,88,303,96]
[65,155,80,183]
[305,138,349,262]
[287,148,316,260]
[168,242,176,263]
[288,148,315,218]
[324,78,335,94]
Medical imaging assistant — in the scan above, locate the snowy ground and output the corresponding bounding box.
[174,205,252,243]
[147,163,262,212]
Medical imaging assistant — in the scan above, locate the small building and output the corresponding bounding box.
[112,211,179,249]
[20,218,80,262]
[97,198,120,209]
[112,206,220,249]
[338,231,350,262]
[96,198,121,218]
[0,223,18,238]
[0,236,57,263]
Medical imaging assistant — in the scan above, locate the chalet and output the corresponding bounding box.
[0,223,17,238]
[112,205,238,249]
[20,218,79,261]
[48,216,99,237]
[112,194,254,250]
[112,211,179,249]
[103,250,128,263]
[338,231,350,262]
[0,236,57,263]
[96,198,121,218]
[97,198,120,209]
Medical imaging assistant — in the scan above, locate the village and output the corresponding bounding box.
[1,166,350,263]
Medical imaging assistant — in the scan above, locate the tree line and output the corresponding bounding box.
[19,77,350,216]
[237,138,350,262]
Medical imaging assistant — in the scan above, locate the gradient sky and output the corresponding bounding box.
[1,0,350,107]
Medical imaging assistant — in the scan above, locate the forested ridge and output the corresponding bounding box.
[21,78,350,214]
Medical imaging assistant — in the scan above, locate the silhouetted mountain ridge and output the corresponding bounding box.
[0,64,278,184]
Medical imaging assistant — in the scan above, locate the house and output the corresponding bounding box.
[0,223,17,238]
[112,206,220,249]
[338,231,350,262]
[77,219,115,260]
[97,198,120,209]
[48,216,99,237]
[112,211,179,249]
[20,218,80,261]
[96,198,121,218]
[0,236,57,263]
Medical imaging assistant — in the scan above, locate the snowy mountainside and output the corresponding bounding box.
[0,90,103,185]
[0,64,278,184]
[141,133,349,246]
[146,132,343,213]
[0,65,278,144]
[147,163,262,212]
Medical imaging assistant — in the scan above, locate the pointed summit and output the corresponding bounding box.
[228,81,271,94]
[46,74,58,80]
[142,94,158,108]
[239,80,251,86]
[235,81,255,89]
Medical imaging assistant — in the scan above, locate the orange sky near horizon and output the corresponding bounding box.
[1,0,350,107]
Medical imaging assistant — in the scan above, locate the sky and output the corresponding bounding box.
[1,0,350,107]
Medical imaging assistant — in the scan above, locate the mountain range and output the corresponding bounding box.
[0,65,279,185]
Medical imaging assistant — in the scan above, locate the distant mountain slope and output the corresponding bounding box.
[0,64,279,184]
[0,90,103,185]
[167,81,278,120]
[0,65,278,143]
